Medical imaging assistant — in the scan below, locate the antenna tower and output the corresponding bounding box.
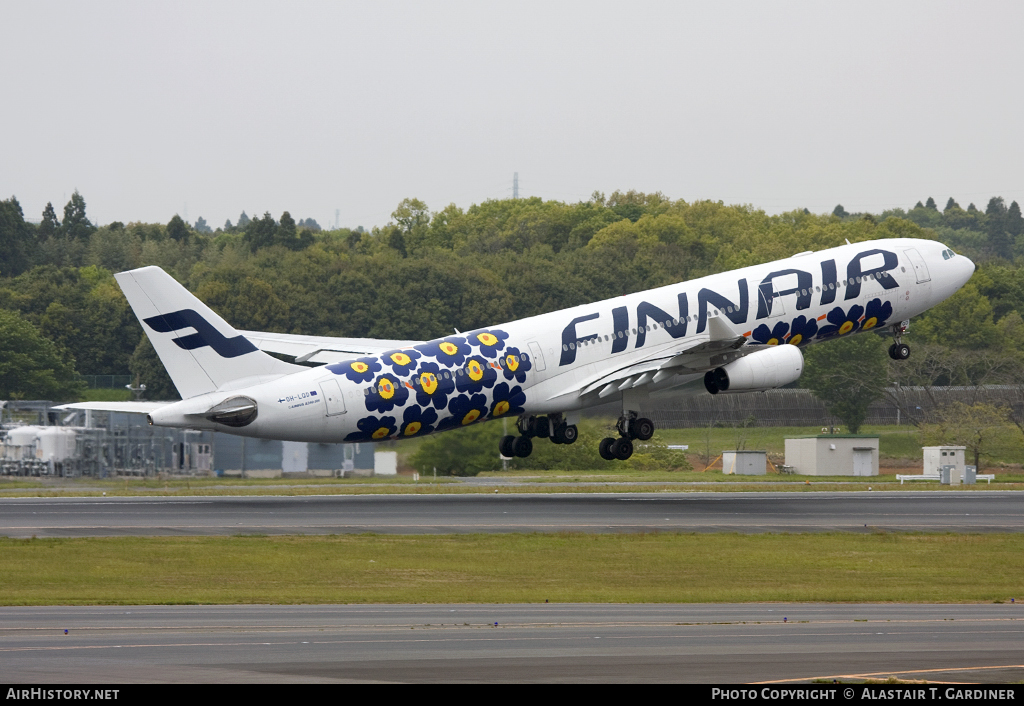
[513,172,519,200]
[335,209,340,230]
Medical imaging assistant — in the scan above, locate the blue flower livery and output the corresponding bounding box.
[489,383,526,419]
[751,321,789,346]
[327,356,381,384]
[500,346,532,383]
[455,355,497,394]
[399,405,438,438]
[365,373,409,413]
[786,315,819,346]
[468,329,509,359]
[415,336,472,368]
[413,360,455,410]
[437,393,489,431]
[345,415,397,442]
[381,348,421,377]
[817,304,864,339]
[861,298,893,331]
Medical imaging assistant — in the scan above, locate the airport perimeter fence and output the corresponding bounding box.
[82,375,133,389]
[644,386,1024,429]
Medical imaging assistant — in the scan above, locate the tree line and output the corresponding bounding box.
[1,189,1022,452]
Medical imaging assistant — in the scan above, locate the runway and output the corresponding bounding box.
[1,491,1023,537]
[2,604,1022,683]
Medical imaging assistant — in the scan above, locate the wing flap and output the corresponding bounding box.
[571,324,750,400]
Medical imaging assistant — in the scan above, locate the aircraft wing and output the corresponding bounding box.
[565,318,750,401]
[238,331,424,364]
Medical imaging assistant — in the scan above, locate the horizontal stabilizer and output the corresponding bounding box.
[53,401,171,414]
[240,330,424,363]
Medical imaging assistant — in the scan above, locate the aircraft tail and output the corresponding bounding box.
[115,266,303,399]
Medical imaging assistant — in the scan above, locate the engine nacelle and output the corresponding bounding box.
[704,344,804,395]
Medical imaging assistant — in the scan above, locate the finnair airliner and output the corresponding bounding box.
[64,238,974,461]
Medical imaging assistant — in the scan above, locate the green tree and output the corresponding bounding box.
[61,191,95,240]
[0,196,32,276]
[410,423,504,476]
[38,202,60,240]
[921,402,1019,469]
[243,212,278,252]
[0,309,84,400]
[128,336,179,400]
[913,283,1001,351]
[944,197,960,212]
[801,334,888,433]
[925,197,937,210]
[1006,200,1022,238]
[985,196,1011,258]
[832,204,849,218]
[274,211,311,250]
[166,214,190,242]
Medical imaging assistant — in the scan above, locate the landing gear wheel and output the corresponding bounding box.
[499,435,516,458]
[599,437,616,461]
[553,424,578,445]
[512,435,533,458]
[895,343,911,360]
[612,437,634,461]
[633,418,655,441]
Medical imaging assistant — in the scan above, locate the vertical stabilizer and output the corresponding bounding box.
[115,266,302,399]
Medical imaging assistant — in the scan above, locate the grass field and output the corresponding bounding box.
[2,533,1021,605]
[3,476,1024,497]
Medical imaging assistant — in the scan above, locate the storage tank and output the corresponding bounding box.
[33,427,78,462]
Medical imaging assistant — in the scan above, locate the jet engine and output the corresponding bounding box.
[704,344,804,395]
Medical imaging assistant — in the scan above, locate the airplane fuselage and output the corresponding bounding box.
[149,237,974,444]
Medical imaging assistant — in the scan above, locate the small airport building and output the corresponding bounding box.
[722,450,767,475]
[784,435,879,476]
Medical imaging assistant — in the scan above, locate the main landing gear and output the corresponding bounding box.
[888,320,911,361]
[599,413,654,462]
[499,414,578,458]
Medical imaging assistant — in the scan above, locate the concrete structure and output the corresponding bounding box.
[722,450,767,475]
[373,451,398,476]
[923,446,966,476]
[784,435,879,476]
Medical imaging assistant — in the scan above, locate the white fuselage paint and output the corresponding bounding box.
[149,237,974,443]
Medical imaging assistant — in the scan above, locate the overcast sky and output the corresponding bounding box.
[4,1,1023,230]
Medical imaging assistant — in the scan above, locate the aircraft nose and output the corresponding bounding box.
[960,254,976,285]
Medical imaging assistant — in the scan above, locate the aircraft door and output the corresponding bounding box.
[527,341,546,371]
[319,379,347,416]
[904,248,931,283]
[757,285,786,319]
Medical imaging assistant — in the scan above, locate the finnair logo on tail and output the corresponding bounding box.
[143,309,258,358]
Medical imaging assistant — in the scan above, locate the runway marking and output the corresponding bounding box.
[755,663,1024,683]
[3,627,1019,655]
[2,617,1023,632]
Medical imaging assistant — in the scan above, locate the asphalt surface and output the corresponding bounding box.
[2,604,1022,683]
[1,491,1023,537]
